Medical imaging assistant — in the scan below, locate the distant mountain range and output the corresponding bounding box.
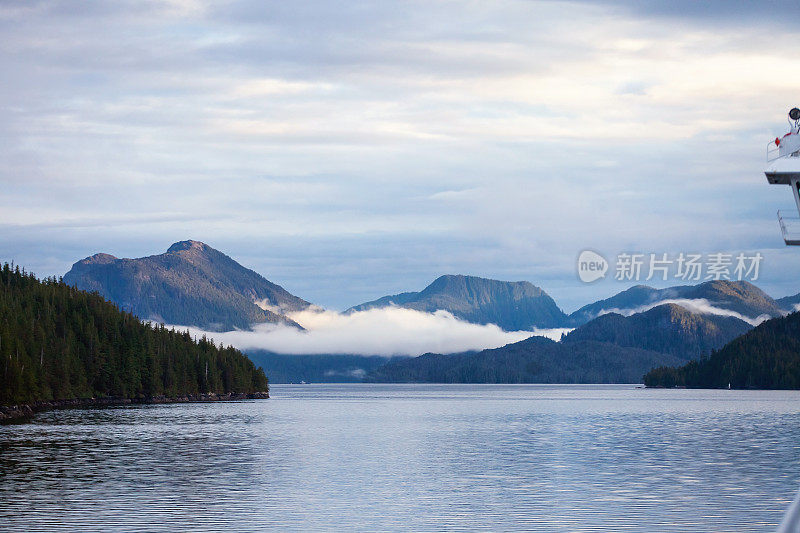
[58,241,800,385]
[568,280,784,325]
[644,311,800,389]
[63,240,309,331]
[351,278,786,332]
[364,302,753,384]
[349,274,568,330]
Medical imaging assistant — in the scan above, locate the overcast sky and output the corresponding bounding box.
[3,0,800,312]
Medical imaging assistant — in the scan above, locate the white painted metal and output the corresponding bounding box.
[765,109,800,245]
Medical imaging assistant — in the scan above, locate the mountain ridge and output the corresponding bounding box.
[777,292,800,312]
[365,336,682,384]
[349,274,568,330]
[568,280,783,325]
[564,303,752,359]
[63,240,310,331]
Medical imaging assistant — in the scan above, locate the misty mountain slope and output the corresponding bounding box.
[777,293,800,313]
[563,303,752,359]
[569,280,783,325]
[349,274,568,330]
[365,336,682,384]
[349,291,419,310]
[63,240,310,331]
[568,285,658,325]
[678,280,782,317]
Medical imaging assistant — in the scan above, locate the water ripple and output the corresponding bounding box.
[1,384,799,531]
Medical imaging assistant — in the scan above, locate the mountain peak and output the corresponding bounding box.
[349,274,566,330]
[424,274,541,295]
[570,280,782,326]
[64,242,310,331]
[167,240,210,254]
[564,302,752,359]
[82,253,118,265]
[697,279,759,295]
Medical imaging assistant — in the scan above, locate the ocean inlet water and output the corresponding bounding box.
[1,384,799,532]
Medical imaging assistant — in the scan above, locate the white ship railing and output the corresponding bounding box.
[768,140,781,162]
[778,210,800,245]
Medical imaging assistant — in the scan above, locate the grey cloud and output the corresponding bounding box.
[585,0,800,25]
[2,0,800,316]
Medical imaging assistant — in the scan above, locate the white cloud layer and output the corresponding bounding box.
[595,298,773,326]
[172,308,555,356]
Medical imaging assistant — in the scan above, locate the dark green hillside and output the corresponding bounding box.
[0,263,268,405]
[564,304,751,359]
[366,336,681,384]
[644,312,800,389]
[246,351,400,383]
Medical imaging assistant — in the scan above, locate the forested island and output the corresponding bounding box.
[644,311,800,389]
[1,263,268,420]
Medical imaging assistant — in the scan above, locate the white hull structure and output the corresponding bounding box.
[765,108,800,245]
[773,109,800,530]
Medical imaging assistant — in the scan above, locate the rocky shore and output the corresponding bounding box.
[0,391,270,423]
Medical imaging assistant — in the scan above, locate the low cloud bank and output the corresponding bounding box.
[174,307,566,357]
[530,327,574,341]
[595,298,772,327]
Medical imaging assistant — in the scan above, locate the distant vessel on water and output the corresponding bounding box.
[765,107,800,245]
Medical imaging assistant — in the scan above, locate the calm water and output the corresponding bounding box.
[2,384,800,532]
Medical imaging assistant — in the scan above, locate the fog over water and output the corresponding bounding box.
[171,307,572,356]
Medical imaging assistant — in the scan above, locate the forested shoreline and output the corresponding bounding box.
[644,311,800,389]
[1,263,268,415]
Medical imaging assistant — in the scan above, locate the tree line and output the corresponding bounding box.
[643,311,800,389]
[1,263,268,405]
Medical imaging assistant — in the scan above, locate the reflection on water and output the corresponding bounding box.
[1,384,799,531]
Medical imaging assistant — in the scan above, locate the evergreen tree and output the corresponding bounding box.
[643,311,800,389]
[0,263,268,405]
